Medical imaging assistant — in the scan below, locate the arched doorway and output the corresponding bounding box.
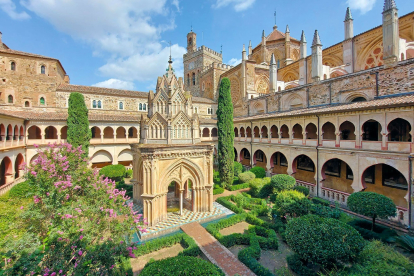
[15,154,24,179]
[362,120,382,141]
[280,125,289,138]
[387,118,411,142]
[321,158,354,194]
[292,155,316,184]
[292,124,303,139]
[45,126,58,139]
[362,164,408,208]
[305,123,317,139]
[253,150,267,169]
[28,126,41,139]
[270,152,288,174]
[90,150,113,168]
[202,128,209,137]
[240,148,251,166]
[0,157,12,185]
[339,121,356,140]
[270,125,279,138]
[322,122,336,140]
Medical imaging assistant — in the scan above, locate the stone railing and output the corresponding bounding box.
[321,187,350,205]
[0,177,24,196]
[295,180,316,196]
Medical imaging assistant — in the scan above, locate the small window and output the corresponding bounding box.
[119,102,124,110]
[194,107,198,114]
[143,103,147,111]
[139,103,142,111]
[11,62,16,71]
[192,73,195,85]
[40,97,45,105]
[97,100,102,109]
[92,100,97,108]
[364,166,375,184]
[41,65,46,74]
[25,101,30,107]
[8,95,13,103]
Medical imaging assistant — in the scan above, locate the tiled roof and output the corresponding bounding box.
[58,84,149,98]
[234,94,414,122]
[193,97,216,104]
[199,118,217,124]
[0,109,141,122]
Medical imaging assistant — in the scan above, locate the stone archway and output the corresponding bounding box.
[131,144,214,226]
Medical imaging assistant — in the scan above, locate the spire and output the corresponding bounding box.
[249,40,252,47]
[242,44,246,52]
[383,0,397,12]
[300,30,306,43]
[312,30,322,46]
[262,30,265,37]
[168,41,172,64]
[285,25,290,33]
[270,53,276,65]
[248,40,252,55]
[345,7,353,21]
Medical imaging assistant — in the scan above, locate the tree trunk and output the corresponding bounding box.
[372,215,376,231]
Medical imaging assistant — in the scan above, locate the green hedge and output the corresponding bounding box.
[293,185,309,196]
[249,166,266,178]
[213,184,225,195]
[234,161,243,177]
[133,233,201,257]
[249,178,272,198]
[140,256,225,276]
[286,254,317,276]
[9,181,31,198]
[311,197,330,206]
[124,169,133,178]
[347,219,397,242]
[115,180,133,198]
[228,183,250,191]
[271,174,296,192]
[99,164,126,182]
[310,204,341,219]
[239,171,256,183]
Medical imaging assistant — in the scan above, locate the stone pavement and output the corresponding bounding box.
[181,222,255,276]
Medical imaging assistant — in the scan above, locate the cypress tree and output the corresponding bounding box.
[67,92,91,158]
[216,77,234,187]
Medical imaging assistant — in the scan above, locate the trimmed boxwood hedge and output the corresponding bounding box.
[133,233,201,257]
[228,183,250,191]
[311,197,330,206]
[239,171,256,183]
[293,185,310,196]
[140,256,225,276]
[249,166,266,178]
[213,184,225,195]
[99,164,126,182]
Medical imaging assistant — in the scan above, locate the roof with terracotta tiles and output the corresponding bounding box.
[58,84,149,98]
[234,94,414,122]
[199,118,217,124]
[0,109,141,122]
[58,83,216,104]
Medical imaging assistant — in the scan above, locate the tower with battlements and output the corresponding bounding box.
[183,31,223,97]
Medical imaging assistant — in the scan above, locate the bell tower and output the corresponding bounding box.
[187,31,197,53]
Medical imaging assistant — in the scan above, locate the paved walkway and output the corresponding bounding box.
[181,222,255,276]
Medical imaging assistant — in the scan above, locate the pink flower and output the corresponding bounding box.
[78,250,82,256]
[58,238,62,241]
[120,240,124,244]
[74,262,78,268]
[79,235,83,240]
[59,270,62,274]
[51,273,56,276]
[31,171,37,176]
[79,229,84,232]
[20,206,24,210]
[46,192,50,196]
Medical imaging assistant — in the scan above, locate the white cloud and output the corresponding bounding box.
[0,0,30,20]
[228,58,241,66]
[213,0,256,12]
[19,0,186,87]
[347,0,377,14]
[93,79,135,90]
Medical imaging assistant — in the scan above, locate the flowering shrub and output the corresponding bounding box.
[2,143,144,275]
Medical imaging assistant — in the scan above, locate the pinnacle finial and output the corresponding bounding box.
[383,0,397,12]
[262,30,265,37]
[270,53,276,65]
[312,30,322,46]
[249,40,252,47]
[345,7,353,21]
[301,30,306,43]
[242,44,246,52]
[285,25,290,33]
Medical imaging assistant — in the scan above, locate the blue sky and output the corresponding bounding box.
[0,0,412,92]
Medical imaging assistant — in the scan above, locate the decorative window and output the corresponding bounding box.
[192,73,195,85]
[41,65,46,74]
[325,159,341,177]
[11,62,16,71]
[280,154,288,167]
[364,166,375,184]
[346,164,353,180]
[93,100,97,108]
[40,97,45,105]
[207,108,213,115]
[97,100,102,109]
[256,151,264,162]
[143,103,147,111]
[364,45,383,70]
[297,155,314,172]
[187,74,190,86]
[139,103,143,110]
[119,101,124,110]
[25,101,30,107]
[8,95,13,103]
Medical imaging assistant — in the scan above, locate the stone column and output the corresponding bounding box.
[180,190,184,215]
